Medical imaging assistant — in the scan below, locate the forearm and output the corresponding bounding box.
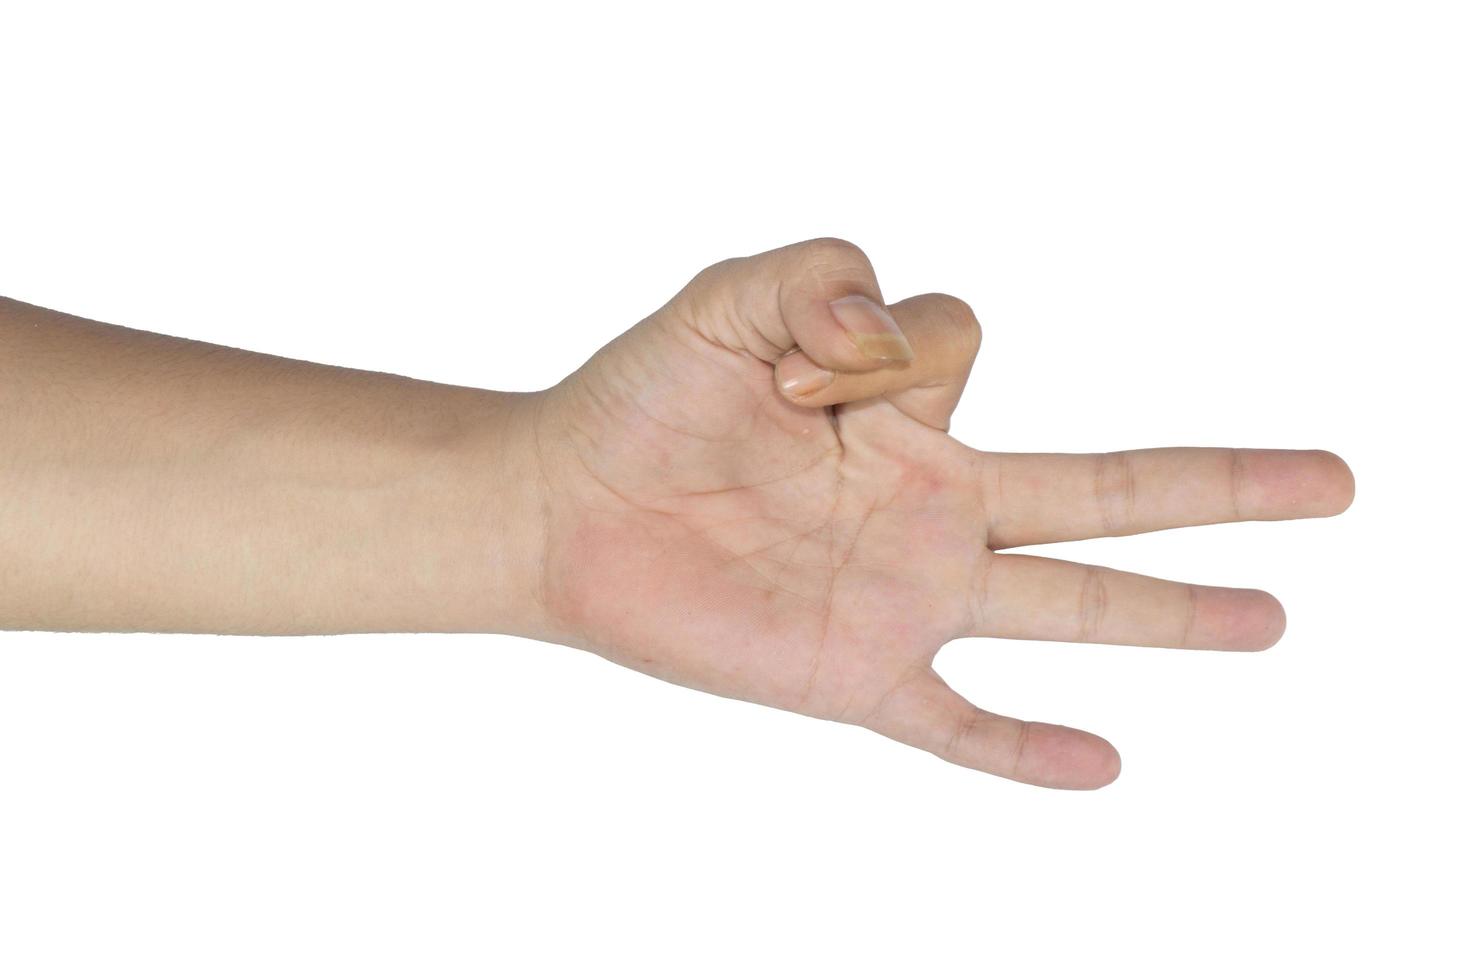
[0,297,548,635]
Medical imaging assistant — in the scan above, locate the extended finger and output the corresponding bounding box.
[984,448,1354,549]
[862,668,1121,789]
[974,554,1287,651]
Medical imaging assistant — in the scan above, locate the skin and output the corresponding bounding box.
[0,239,1354,789]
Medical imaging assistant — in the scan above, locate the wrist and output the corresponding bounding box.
[417,387,554,638]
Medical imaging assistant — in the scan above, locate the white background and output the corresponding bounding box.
[2,1,1466,976]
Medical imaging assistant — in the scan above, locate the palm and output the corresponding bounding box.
[532,240,1353,788]
[547,328,985,723]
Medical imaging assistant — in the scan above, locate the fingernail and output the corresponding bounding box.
[829,295,914,363]
[778,350,836,397]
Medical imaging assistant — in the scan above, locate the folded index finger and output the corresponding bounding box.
[775,292,983,430]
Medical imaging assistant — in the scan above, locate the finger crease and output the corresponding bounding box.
[1078,566,1108,642]
[1181,583,1200,648]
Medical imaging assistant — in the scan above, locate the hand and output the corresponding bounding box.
[528,239,1354,789]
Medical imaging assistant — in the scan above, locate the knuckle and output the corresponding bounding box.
[674,256,755,337]
[1077,565,1110,641]
[685,255,742,294]
[1092,451,1137,535]
[1228,447,1246,520]
[944,710,983,762]
[1008,720,1033,779]
[922,292,983,358]
[793,236,875,284]
[1181,583,1200,648]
